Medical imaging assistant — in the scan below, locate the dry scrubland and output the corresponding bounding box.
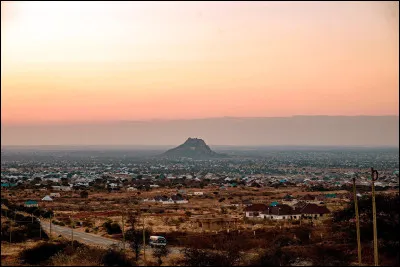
[2,186,398,266]
[3,186,349,236]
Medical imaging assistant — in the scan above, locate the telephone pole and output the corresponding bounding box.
[353,176,362,265]
[10,211,15,243]
[371,167,379,266]
[70,215,74,248]
[143,215,146,265]
[49,214,52,240]
[122,213,125,251]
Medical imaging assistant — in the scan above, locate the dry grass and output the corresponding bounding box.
[1,240,41,266]
[3,186,351,239]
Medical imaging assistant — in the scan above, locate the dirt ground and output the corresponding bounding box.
[2,186,353,238]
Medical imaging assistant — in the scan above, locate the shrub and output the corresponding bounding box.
[103,221,122,235]
[43,210,54,219]
[102,249,135,266]
[185,211,192,217]
[19,241,69,265]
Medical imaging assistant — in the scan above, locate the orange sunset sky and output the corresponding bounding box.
[1,1,399,125]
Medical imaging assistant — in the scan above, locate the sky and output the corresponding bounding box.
[1,1,399,126]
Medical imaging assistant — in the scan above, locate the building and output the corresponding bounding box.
[193,191,204,196]
[60,186,72,191]
[262,204,302,220]
[244,203,330,221]
[50,193,61,198]
[24,200,38,208]
[42,196,53,201]
[298,203,331,219]
[244,204,268,218]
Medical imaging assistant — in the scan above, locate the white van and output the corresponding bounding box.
[149,236,167,248]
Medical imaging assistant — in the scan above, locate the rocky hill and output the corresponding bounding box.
[160,138,224,159]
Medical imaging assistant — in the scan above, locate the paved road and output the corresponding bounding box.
[40,221,181,254]
[41,221,121,248]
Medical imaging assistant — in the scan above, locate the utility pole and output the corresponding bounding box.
[40,217,42,239]
[143,215,146,265]
[122,213,125,251]
[353,177,362,265]
[49,214,52,240]
[70,215,74,248]
[10,211,14,243]
[371,167,379,266]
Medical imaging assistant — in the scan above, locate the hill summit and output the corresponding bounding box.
[161,138,223,159]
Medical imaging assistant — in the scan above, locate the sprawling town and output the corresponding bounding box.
[1,145,399,266]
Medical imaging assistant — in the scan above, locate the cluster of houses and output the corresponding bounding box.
[143,194,189,204]
[244,202,331,220]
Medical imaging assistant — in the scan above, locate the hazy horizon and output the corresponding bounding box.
[2,116,398,147]
[1,2,398,147]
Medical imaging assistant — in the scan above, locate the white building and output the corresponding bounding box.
[42,196,53,201]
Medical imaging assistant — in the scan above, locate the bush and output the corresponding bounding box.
[19,241,69,265]
[102,249,135,266]
[43,210,54,219]
[103,221,122,235]
[51,246,105,266]
[180,248,233,266]
[185,211,192,217]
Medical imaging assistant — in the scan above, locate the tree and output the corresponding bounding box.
[80,191,89,198]
[125,213,150,261]
[152,246,170,266]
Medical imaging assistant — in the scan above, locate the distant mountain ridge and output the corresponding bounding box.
[160,138,225,159]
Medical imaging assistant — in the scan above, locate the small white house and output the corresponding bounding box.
[42,195,53,201]
[50,193,61,198]
[161,199,175,204]
[193,192,204,196]
[60,186,72,191]
[127,187,137,191]
[150,185,160,188]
